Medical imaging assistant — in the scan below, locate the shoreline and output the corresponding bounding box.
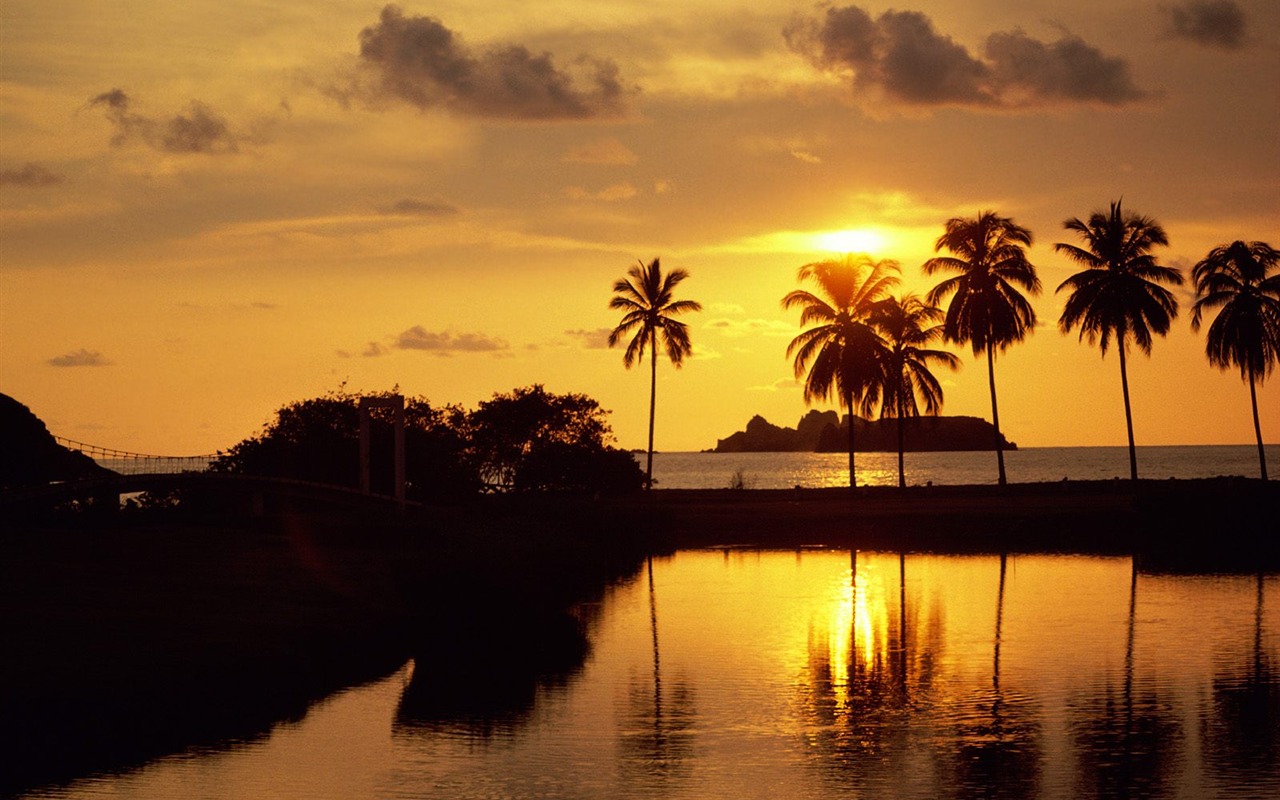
[626,477,1279,559]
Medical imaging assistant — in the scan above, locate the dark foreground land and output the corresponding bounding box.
[1,477,1275,796]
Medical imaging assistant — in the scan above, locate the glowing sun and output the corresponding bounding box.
[815,228,887,255]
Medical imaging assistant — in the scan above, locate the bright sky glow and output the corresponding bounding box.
[1,1,1277,454]
[814,228,889,255]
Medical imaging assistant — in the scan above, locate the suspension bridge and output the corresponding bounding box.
[53,437,218,476]
[3,436,416,514]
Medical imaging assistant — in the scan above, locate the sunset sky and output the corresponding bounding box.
[2,0,1277,455]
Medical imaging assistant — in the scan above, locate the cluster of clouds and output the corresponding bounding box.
[47,349,111,368]
[784,2,1251,109]
[1161,0,1247,49]
[1,163,63,187]
[61,1,1254,164]
[343,326,511,359]
[88,89,242,154]
[347,5,629,120]
[785,6,1149,108]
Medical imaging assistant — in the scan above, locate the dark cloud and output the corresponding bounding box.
[1161,1,1247,49]
[378,198,459,216]
[394,326,509,353]
[48,348,112,367]
[89,89,240,154]
[985,31,1148,105]
[353,5,628,120]
[786,5,1148,108]
[0,162,63,187]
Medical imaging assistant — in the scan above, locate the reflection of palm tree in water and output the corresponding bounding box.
[619,556,696,780]
[944,553,1041,799]
[1201,572,1280,784]
[1070,559,1183,798]
[796,551,937,787]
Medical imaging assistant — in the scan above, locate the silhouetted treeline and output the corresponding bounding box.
[210,384,644,498]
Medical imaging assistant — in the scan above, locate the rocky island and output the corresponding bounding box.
[712,410,1016,453]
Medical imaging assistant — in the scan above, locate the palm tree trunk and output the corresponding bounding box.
[1249,366,1268,481]
[986,343,1007,486]
[1118,340,1138,481]
[846,388,857,490]
[646,329,657,490]
[896,412,906,486]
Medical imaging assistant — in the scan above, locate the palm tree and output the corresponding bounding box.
[870,295,961,487]
[1191,240,1280,480]
[924,211,1041,486]
[782,254,900,488]
[609,258,702,489]
[1055,201,1183,481]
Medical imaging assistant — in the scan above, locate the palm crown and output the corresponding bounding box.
[924,211,1041,354]
[1055,200,1183,355]
[782,254,899,488]
[870,294,961,488]
[782,255,901,412]
[1191,240,1280,381]
[609,258,701,367]
[871,294,960,419]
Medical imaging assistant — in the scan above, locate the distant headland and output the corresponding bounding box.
[711,410,1016,453]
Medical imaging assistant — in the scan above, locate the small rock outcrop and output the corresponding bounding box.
[714,411,1017,453]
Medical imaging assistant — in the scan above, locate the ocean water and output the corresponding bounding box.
[646,445,1278,489]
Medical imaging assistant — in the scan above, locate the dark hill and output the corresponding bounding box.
[713,410,1016,453]
[1,393,112,488]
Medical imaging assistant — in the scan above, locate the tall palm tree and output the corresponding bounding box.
[924,211,1041,486]
[609,258,702,490]
[1055,201,1183,481]
[870,295,961,487]
[1191,240,1280,480]
[782,254,900,488]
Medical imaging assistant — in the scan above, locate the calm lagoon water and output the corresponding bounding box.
[648,445,1279,489]
[29,551,1280,800]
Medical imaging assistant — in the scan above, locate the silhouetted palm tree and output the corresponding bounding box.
[783,255,900,488]
[924,212,1041,486]
[870,295,961,487]
[1191,240,1280,480]
[609,258,702,489]
[1055,201,1182,481]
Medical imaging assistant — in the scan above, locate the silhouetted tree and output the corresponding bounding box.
[870,295,961,487]
[1191,240,1280,480]
[783,255,900,488]
[212,388,478,499]
[608,258,702,490]
[464,385,644,493]
[924,212,1040,486]
[1056,201,1182,481]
